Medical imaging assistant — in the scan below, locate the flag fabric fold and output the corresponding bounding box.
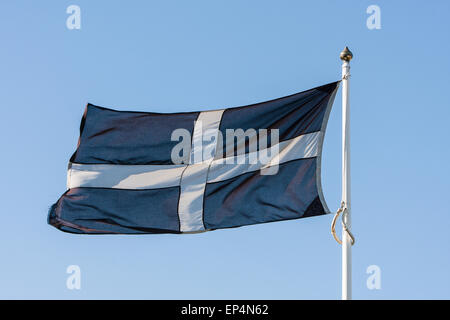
[49,81,339,234]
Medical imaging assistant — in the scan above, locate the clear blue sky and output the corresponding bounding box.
[1,0,449,299]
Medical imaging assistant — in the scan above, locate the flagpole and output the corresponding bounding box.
[340,46,353,300]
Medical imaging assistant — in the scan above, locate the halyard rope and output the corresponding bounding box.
[331,201,355,245]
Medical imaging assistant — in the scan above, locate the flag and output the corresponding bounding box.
[48,81,339,234]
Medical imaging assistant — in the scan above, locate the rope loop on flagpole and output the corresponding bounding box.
[331,201,355,246]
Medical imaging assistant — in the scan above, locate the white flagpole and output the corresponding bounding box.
[340,46,353,300]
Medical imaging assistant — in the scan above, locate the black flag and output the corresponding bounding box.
[49,81,339,234]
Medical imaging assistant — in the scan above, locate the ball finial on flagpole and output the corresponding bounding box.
[340,46,353,61]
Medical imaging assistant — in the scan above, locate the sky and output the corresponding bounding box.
[0,0,449,299]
